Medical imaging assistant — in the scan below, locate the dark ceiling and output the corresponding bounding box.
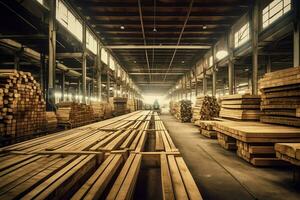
[69,0,249,93]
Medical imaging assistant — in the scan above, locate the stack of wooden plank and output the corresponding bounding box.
[90,101,106,120]
[259,66,300,127]
[127,98,136,112]
[0,110,203,199]
[192,95,220,123]
[196,120,218,139]
[214,121,300,166]
[110,97,128,116]
[46,111,57,131]
[0,69,46,137]
[275,143,300,166]
[175,100,192,122]
[56,102,94,128]
[220,94,262,120]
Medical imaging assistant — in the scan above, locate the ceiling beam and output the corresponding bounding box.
[106,45,210,49]
[129,72,183,75]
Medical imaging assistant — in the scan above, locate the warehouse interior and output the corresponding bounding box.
[0,0,300,199]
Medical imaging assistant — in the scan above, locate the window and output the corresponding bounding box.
[262,0,291,29]
[234,23,250,48]
[110,57,115,70]
[56,0,83,41]
[86,29,97,54]
[216,50,228,60]
[101,49,108,64]
[36,0,43,5]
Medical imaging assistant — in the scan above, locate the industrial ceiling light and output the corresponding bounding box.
[181,60,185,64]
[153,27,157,32]
[134,60,137,63]
[203,25,207,29]
[120,25,125,30]
[216,50,228,60]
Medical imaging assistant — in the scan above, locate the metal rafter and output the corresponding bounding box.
[138,0,151,83]
[162,0,194,82]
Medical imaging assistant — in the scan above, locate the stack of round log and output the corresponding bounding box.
[192,95,220,122]
[0,69,46,137]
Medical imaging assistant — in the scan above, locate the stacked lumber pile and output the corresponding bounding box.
[192,95,220,123]
[127,98,136,112]
[103,102,112,119]
[46,111,57,131]
[0,69,46,137]
[197,120,218,139]
[110,97,128,116]
[259,66,300,127]
[90,101,106,120]
[214,121,300,166]
[175,100,192,122]
[56,102,94,127]
[0,110,202,199]
[220,94,262,120]
[275,143,300,166]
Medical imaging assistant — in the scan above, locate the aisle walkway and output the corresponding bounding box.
[160,113,300,200]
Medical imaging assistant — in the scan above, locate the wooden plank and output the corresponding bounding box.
[167,155,189,200]
[175,156,203,200]
[160,154,175,200]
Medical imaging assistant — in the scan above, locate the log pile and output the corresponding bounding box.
[56,102,94,127]
[259,66,300,127]
[175,100,192,122]
[0,110,202,199]
[169,101,177,115]
[0,69,46,137]
[220,94,262,120]
[46,111,57,131]
[214,121,300,166]
[192,95,220,123]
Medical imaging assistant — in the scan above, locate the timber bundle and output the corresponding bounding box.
[0,69,46,137]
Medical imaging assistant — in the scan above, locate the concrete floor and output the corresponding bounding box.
[160,113,300,200]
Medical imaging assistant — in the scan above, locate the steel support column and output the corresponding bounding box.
[227,29,234,95]
[294,18,300,67]
[107,54,110,102]
[212,46,217,96]
[47,0,56,110]
[250,0,259,95]
[203,70,207,95]
[228,61,234,95]
[82,24,87,104]
[97,45,102,101]
[194,66,198,97]
[266,56,272,73]
[61,71,65,102]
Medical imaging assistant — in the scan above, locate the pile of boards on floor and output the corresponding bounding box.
[0,110,203,199]
[214,121,300,166]
[259,66,300,127]
[219,94,262,121]
[0,69,46,138]
[110,97,129,116]
[56,102,95,128]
